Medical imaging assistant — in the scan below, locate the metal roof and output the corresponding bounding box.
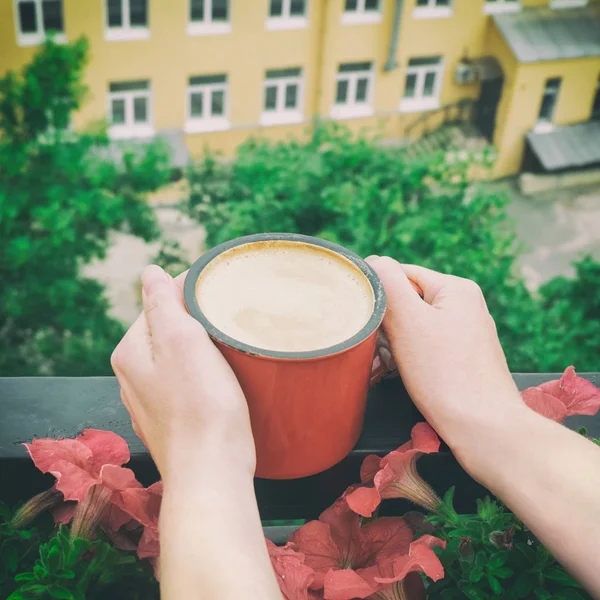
[527,121,600,171]
[493,6,600,63]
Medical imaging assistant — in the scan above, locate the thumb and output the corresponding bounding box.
[141,265,187,337]
[367,256,426,328]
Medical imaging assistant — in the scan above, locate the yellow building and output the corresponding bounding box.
[1,0,599,176]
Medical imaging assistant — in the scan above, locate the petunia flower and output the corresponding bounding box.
[24,429,131,503]
[346,423,441,517]
[11,488,64,529]
[362,535,446,600]
[267,539,315,600]
[521,366,600,423]
[289,493,444,600]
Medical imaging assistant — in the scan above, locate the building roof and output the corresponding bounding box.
[526,121,600,171]
[493,6,600,63]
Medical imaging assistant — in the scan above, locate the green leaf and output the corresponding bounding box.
[577,426,588,436]
[33,564,47,580]
[462,585,487,600]
[534,590,552,600]
[487,554,507,570]
[48,584,74,599]
[18,529,34,540]
[470,566,484,583]
[544,566,579,587]
[487,574,503,595]
[46,545,62,573]
[15,572,36,582]
[56,568,76,580]
[493,567,513,579]
[556,590,587,600]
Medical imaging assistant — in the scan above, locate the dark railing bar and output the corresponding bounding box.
[1,374,599,519]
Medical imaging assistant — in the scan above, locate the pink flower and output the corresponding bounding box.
[25,429,131,503]
[346,423,441,517]
[289,494,444,600]
[129,482,163,579]
[521,367,600,423]
[267,539,315,600]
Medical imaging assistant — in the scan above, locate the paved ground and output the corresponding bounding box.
[85,179,600,325]
[504,180,600,290]
[84,195,205,324]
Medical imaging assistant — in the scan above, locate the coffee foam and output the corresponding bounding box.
[195,241,374,352]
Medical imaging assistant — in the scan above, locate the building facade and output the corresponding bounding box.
[1,0,599,176]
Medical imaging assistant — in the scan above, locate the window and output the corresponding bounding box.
[483,0,519,14]
[413,0,452,19]
[591,78,600,121]
[108,80,153,139]
[105,0,149,40]
[342,0,381,24]
[261,68,304,126]
[537,78,561,128]
[266,0,308,29]
[188,0,230,35]
[185,74,230,133]
[15,0,65,46]
[399,57,443,112]
[330,62,374,119]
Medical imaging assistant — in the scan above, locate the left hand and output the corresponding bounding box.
[111,265,256,482]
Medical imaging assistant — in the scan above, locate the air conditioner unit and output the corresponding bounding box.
[455,63,478,85]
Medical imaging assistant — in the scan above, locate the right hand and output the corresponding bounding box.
[366,257,526,461]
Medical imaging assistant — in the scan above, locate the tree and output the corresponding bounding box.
[0,38,171,376]
[186,123,599,372]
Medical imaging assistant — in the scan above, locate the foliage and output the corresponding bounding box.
[0,38,171,376]
[151,239,190,278]
[425,489,588,600]
[185,123,600,372]
[0,512,158,600]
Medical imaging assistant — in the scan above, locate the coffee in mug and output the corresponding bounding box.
[195,241,374,353]
[184,233,386,479]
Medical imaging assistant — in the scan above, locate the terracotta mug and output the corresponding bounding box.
[183,233,386,479]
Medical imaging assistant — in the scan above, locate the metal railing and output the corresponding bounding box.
[404,98,476,140]
[1,373,599,525]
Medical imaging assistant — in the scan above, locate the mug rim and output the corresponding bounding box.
[183,233,387,360]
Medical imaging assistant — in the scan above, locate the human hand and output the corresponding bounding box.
[366,257,525,461]
[111,265,255,482]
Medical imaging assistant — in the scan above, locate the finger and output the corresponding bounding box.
[396,264,454,305]
[111,312,154,376]
[367,257,427,316]
[174,269,189,293]
[141,265,189,338]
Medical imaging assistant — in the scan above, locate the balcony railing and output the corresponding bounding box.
[1,374,599,541]
[404,98,476,141]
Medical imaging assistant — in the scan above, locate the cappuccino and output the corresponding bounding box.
[195,241,374,352]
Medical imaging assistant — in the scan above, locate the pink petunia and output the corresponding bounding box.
[25,429,131,503]
[267,539,315,600]
[346,423,441,517]
[521,367,600,423]
[289,493,444,600]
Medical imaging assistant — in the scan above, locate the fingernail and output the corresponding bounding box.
[142,265,170,294]
[365,255,380,263]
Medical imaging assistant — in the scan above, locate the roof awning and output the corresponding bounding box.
[470,56,503,80]
[527,121,600,171]
[493,6,600,63]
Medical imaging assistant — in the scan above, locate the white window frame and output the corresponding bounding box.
[341,0,382,25]
[260,68,304,126]
[107,82,154,140]
[399,57,444,113]
[413,0,453,20]
[14,0,66,47]
[330,62,375,120]
[483,0,520,15]
[105,0,150,41]
[185,75,230,133]
[188,0,231,36]
[266,0,309,30]
[534,77,561,132]
[550,0,587,8]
